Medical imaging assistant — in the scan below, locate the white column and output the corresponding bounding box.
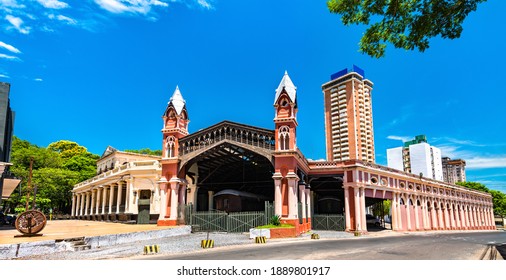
[125,178,133,213]
[79,193,85,216]
[116,182,123,214]
[95,188,101,215]
[344,186,351,231]
[85,192,91,215]
[102,186,108,214]
[71,194,77,217]
[90,190,96,215]
[108,185,114,214]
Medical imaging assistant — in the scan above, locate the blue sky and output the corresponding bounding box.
[1,0,505,193]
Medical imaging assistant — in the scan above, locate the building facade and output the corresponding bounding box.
[387,135,443,181]
[71,147,162,223]
[442,157,466,184]
[71,70,495,233]
[322,66,375,163]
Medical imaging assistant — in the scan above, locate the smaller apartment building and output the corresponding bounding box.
[387,135,443,181]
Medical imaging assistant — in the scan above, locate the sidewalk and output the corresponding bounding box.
[0,220,191,259]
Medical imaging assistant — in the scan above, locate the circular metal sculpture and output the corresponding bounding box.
[15,210,47,236]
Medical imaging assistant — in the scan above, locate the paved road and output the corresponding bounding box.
[140,231,506,260]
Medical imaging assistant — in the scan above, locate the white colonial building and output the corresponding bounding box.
[71,146,162,224]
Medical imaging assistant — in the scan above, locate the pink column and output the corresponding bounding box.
[169,181,180,220]
[391,192,397,231]
[406,196,412,231]
[360,188,367,231]
[286,175,298,219]
[354,187,361,231]
[449,204,456,229]
[414,197,420,230]
[158,182,167,219]
[343,186,351,231]
[272,173,283,217]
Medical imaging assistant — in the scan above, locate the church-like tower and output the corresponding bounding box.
[158,86,189,226]
[272,71,302,227]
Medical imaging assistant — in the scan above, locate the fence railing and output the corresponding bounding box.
[312,214,345,231]
[183,201,274,233]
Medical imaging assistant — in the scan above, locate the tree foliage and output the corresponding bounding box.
[327,0,487,58]
[4,137,99,214]
[456,181,506,218]
[124,148,162,156]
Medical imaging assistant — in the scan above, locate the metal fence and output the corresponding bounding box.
[183,201,274,233]
[312,214,345,231]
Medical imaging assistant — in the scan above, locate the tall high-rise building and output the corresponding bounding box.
[442,157,466,184]
[0,82,14,163]
[322,66,375,162]
[387,135,443,181]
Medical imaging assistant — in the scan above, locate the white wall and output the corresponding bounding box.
[409,143,432,179]
[387,147,404,171]
[431,146,443,181]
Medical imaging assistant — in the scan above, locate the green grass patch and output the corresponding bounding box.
[256,223,295,229]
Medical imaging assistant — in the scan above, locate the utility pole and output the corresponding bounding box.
[25,157,33,211]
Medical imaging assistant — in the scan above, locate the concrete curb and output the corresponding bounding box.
[0,226,191,260]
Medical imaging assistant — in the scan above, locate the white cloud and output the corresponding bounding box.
[0,53,20,60]
[0,73,10,78]
[34,78,43,82]
[48,14,77,25]
[387,135,412,143]
[37,0,69,9]
[196,0,212,9]
[5,15,31,34]
[0,0,25,9]
[0,41,21,53]
[466,157,506,169]
[94,0,152,14]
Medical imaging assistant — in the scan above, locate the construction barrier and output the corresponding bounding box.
[311,233,320,239]
[255,236,267,243]
[144,245,160,255]
[201,239,214,248]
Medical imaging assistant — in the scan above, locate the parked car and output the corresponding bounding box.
[366,214,381,227]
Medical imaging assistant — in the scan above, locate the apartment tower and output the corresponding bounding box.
[442,157,466,184]
[322,66,375,162]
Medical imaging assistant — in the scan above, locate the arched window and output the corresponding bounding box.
[278,126,290,150]
[166,136,176,158]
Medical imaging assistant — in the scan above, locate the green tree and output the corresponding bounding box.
[124,148,162,156]
[327,0,487,58]
[5,137,99,214]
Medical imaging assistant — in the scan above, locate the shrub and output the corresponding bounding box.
[270,215,281,226]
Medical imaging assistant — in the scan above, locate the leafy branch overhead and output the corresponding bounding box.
[327,0,487,58]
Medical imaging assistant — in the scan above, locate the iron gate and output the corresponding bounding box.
[312,214,345,231]
[183,201,274,233]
